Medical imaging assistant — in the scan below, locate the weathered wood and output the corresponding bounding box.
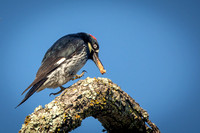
[19,77,160,133]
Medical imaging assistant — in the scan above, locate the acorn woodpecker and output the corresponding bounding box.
[16,32,106,108]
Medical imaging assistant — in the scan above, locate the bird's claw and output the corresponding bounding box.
[49,93,55,96]
[49,86,66,96]
[82,70,87,73]
[72,70,87,80]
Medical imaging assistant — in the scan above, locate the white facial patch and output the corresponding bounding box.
[56,57,66,65]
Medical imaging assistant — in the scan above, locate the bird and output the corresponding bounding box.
[16,32,106,108]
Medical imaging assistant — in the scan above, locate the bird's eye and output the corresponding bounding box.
[93,44,98,49]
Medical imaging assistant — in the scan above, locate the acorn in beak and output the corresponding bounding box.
[92,52,106,74]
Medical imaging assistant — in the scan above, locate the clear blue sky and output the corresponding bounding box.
[1,0,200,133]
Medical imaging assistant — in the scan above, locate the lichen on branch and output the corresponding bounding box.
[19,77,160,133]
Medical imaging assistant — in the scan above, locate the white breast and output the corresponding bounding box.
[41,47,88,89]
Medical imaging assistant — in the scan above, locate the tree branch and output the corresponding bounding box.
[19,77,160,133]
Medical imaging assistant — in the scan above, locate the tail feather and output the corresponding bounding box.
[16,78,47,108]
[21,82,35,95]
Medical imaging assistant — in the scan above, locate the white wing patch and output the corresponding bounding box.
[56,57,66,65]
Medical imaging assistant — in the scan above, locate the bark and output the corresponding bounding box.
[19,77,160,133]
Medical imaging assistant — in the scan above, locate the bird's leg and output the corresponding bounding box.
[72,70,87,80]
[49,86,66,96]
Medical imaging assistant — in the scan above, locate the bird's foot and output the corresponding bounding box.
[72,70,87,80]
[49,86,66,96]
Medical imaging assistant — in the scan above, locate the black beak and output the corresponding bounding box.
[92,52,106,74]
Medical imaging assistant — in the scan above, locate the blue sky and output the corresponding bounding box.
[1,0,200,133]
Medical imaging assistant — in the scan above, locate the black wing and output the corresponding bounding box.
[17,37,86,107]
[42,35,85,62]
[22,37,85,95]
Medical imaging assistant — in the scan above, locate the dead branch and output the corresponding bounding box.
[19,77,160,133]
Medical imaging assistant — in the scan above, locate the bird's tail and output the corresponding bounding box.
[15,78,47,108]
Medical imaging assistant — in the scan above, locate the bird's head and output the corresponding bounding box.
[81,33,106,74]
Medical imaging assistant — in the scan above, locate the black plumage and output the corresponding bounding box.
[16,32,106,108]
